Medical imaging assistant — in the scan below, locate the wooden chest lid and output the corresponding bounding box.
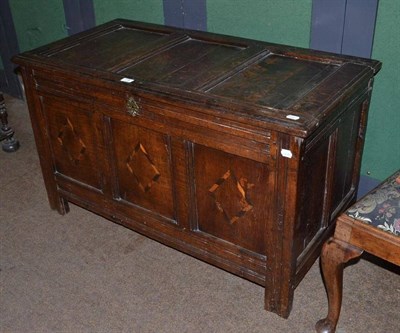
[14,19,381,137]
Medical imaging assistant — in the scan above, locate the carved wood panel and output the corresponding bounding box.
[111,119,175,221]
[41,96,104,190]
[331,102,361,211]
[194,144,273,255]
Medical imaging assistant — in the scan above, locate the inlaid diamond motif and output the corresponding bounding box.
[208,169,254,224]
[57,117,87,165]
[126,142,161,192]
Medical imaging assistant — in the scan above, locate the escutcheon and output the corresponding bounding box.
[126,97,140,117]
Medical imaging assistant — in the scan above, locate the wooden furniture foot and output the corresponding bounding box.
[0,92,20,152]
[315,238,363,333]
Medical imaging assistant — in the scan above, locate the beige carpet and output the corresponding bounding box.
[1,94,399,333]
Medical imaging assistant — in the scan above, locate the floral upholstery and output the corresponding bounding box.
[346,170,400,236]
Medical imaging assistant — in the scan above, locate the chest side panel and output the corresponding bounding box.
[330,101,363,212]
[294,90,371,281]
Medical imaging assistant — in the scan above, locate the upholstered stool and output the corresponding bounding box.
[315,170,400,333]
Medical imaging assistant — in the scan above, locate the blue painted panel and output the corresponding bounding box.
[342,0,378,58]
[63,0,96,36]
[163,0,184,28]
[357,175,381,198]
[311,0,378,58]
[163,0,206,30]
[183,0,206,31]
[310,0,347,53]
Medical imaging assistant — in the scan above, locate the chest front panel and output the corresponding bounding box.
[41,95,105,191]
[193,144,274,255]
[110,119,175,221]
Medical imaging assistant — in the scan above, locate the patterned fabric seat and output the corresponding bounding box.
[346,170,400,236]
[316,170,400,333]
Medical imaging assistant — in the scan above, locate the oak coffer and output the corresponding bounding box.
[14,19,381,318]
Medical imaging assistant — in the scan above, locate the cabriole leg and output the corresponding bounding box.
[315,237,363,333]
